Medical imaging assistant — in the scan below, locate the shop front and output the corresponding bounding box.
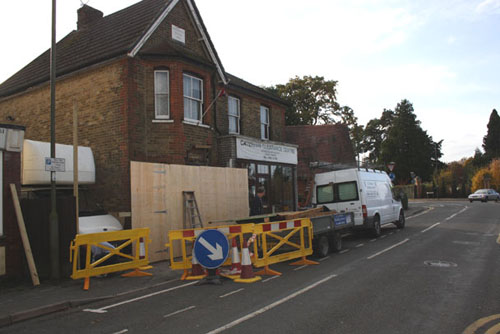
[218,135,298,214]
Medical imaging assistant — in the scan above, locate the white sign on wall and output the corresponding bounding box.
[171,24,185,44]
[236,137,297,165]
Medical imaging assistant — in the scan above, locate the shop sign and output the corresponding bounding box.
[236,137,297,165]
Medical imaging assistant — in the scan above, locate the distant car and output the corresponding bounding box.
[468,189,500,202]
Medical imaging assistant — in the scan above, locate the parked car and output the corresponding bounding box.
[468,189,500,202]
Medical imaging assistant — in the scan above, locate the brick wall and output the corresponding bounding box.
[285,124,356,205]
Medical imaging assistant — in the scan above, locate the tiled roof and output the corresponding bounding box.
[0,0,170,97]
[226,73,287,105]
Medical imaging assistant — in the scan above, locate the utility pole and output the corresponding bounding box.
[49,0,60,280]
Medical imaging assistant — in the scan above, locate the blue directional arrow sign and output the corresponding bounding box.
[193,229,229,269]
[389,172,396,181]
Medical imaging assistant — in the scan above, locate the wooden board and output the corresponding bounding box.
[131,162,249,262]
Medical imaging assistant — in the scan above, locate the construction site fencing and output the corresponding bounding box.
[251,218,317,276]
[70,228,152,290]
[166,223,255,279]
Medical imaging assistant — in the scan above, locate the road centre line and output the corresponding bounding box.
[205,274,337,334]
[219,289,244,298]
[293,265,308,271]
[339,249,350,254]
[369,239,377,242]
[421,222,441,233]
[445,206,468,221]
[355,243,364,248]
[367,239,409,260]
[262,275,280,283]
[111,330,128,334]
[318,256,330,261]
[406,207,434,220]
[83,281,198,313]
[164,305,196,318]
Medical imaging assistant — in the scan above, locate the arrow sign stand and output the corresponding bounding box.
[193,229,230,286]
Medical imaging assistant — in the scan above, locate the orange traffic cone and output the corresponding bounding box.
[182,251,207,281]
[234,239,261,283]
[220,238,242,280]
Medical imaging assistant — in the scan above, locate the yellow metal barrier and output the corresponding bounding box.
[166,224,255,280]
[70,228,152,290]
[252,218,318,276]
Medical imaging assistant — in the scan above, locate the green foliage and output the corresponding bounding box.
[365,99,441,184]
[268,75,363,157]
[483,109,500,160]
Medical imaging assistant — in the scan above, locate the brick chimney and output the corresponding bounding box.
[77,5,103,30]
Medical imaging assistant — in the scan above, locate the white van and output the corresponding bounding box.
[312,168,404,236]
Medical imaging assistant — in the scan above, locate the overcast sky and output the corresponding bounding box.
[1,0,498,162]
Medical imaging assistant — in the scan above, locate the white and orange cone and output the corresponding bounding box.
[234,237,261,283]
[220,238,242,279]
[182,251,207,281]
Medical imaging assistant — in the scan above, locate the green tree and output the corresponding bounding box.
[483,109,500,160]
[362,109,394,164]
[378,99,441,184]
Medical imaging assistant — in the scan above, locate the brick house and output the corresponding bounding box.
[286,124,356,207]
[0,0,298,224]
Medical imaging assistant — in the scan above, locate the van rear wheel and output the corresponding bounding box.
[372,216,381,237]
[314,235,330,258]
[395,211,405,229]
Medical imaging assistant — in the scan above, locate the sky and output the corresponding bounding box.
[0,0,498,162]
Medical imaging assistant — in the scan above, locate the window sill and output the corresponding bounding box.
[152,119,174,123]
[182,120,211,129]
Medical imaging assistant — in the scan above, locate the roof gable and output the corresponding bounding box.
[0,0,227,98]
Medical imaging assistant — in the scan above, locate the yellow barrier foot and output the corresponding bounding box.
[234,276,262,283]
[83,277,90,291]
[290,257,319,266]
[121,268,153,277]
[255,266,282,276]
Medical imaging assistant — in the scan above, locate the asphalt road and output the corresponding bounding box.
[3,201,500,334]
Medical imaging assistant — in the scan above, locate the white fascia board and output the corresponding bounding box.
[186,0,228,85]
[128,0,180,58]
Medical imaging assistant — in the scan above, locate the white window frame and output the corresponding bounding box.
[228,96,240,134]
[260,105,270,140]
[154,70,170,119]
[183,74,204,123]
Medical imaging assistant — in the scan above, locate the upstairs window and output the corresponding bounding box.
[183,74,203,122]
[154,70,170,119]
[260,105,269,140]
[228,96,240,134]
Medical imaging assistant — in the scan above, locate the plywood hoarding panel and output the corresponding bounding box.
[131,162,249,262]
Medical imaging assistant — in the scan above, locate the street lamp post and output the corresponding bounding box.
[49,0,60,280]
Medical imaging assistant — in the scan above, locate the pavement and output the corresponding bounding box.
[0,203,432,328]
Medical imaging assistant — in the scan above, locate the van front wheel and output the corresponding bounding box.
[395,211,405,229]
[372,216,381,237]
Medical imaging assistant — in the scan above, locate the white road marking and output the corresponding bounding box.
[407,207,434,220]
[219,289,244,298]
[205,274,337,334]
[445,206,468,221]
[262,276,280,283]
[318,256,330,261]
[355,243,364,248]
[380,235,387,239]
[293,265,308,271]
[83,281,198,313]
[369,239,377,242]
[339,249,350,254]
[111,329,128,334]
[367,239,409,260]
[163,306,196,318]
[421,222,441,233]
[389,232,394,235]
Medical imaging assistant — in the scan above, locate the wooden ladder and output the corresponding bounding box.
[183,191,203,229]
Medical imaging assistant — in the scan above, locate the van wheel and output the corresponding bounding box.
[314,235,330,258]
[329,232,342,252]
[395,211,405,229]
[372,216,381,237]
